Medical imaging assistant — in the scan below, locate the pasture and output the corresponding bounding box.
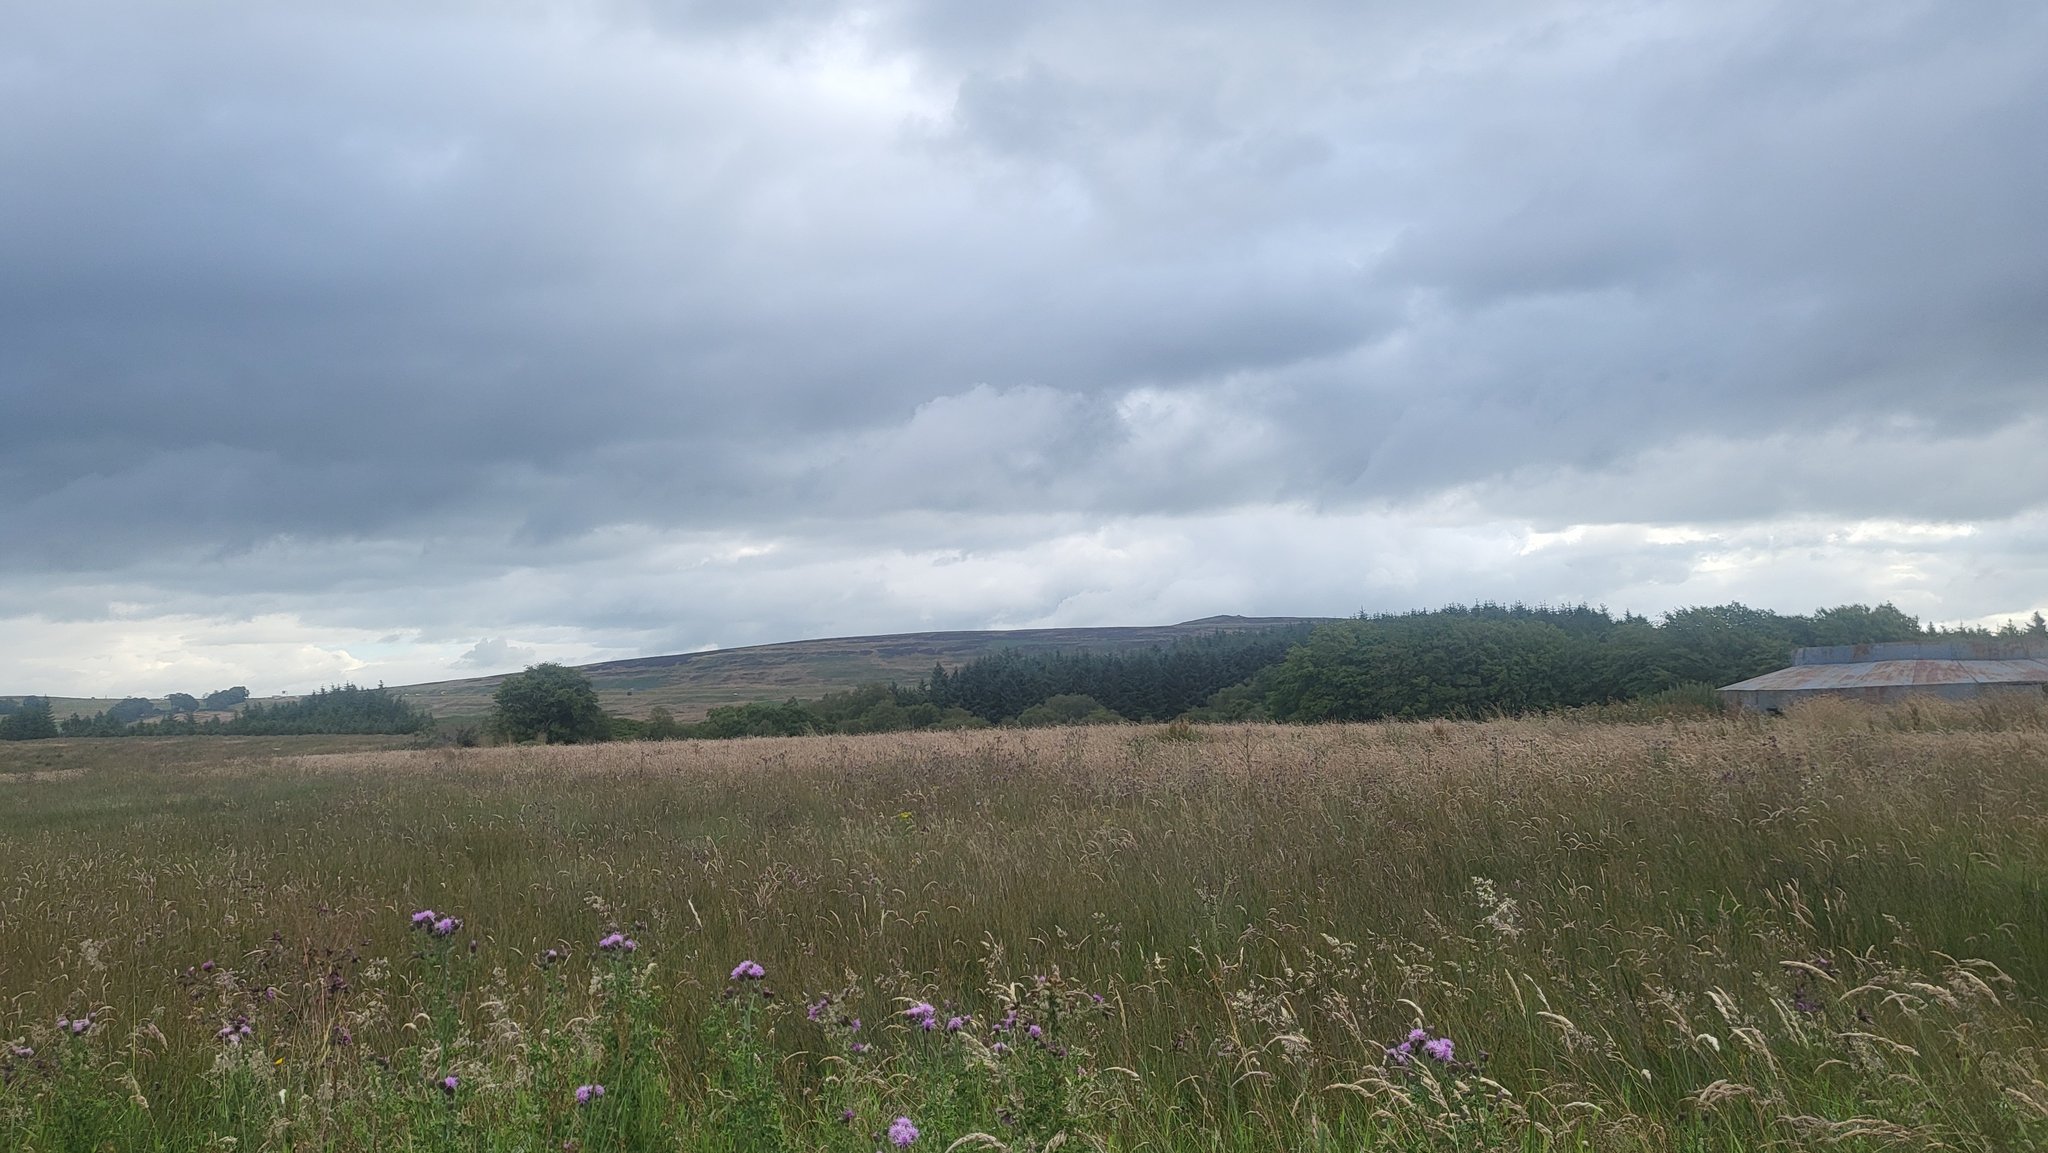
[3,702,2046,1150]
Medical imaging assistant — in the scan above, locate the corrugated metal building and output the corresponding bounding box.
[1718,639,2048,712]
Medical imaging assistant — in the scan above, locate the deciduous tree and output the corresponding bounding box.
[490,663,608,744]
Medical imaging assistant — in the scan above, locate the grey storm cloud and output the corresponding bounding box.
[3,0,2046,693]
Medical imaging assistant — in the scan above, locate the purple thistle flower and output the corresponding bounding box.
[1423,1037,1455,1062]
[1387,1041,1413,1066]
[905,1001,937,1029]
[69,1017,91,1036]
[1027,1024,1043,1040]
[410,909,436,927]
[946,1015,967,1033]
[441,1075,459,1095]
[575,1083,605,1104]
[840,1107,855,1124]
[888,1116,919,1147]
[1408,1028,1429,1044]
[806,998,830,1021]
[200,960,216,972]
[850,1041,869,1054]
[432,916,459,937]
[730,959,766,981]
[992,1041,1009,1055]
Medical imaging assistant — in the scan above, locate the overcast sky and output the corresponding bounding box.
[4,0,2045,697]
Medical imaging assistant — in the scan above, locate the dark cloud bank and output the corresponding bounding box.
[3,1,2044,693]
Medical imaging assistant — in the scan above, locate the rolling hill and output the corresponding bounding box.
[393,615,1327,720]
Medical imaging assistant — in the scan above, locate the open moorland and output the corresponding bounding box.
[3,701,2047,1150]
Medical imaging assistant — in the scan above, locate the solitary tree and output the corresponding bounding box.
[490,663,608,744]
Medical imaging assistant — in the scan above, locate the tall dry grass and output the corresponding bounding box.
[2,700,2046,1149]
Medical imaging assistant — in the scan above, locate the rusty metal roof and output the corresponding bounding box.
[1721,657,2048,693]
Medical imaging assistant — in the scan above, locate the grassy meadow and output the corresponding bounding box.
[3,700,2047,1150]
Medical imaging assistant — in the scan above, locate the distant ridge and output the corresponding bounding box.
[394,616,1328,720]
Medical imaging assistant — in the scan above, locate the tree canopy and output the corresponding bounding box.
[491,663,608,744]
[0,697,58,741]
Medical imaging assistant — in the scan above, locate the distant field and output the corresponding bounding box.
[394,615,1326,721]
[0,733,418,776]
[4,700,2046,1150]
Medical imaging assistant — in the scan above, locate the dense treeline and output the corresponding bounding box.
[642,601,2033,737]
[10,603,2044,745]
[930,626,1314,722]
[1259,601,1936,722]
[44,684,432,739]
[225,684,433,735]
[0,697,58,741]
[621,627,1314,739]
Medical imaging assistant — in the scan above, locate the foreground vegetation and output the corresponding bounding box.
[4,697,2047,1150]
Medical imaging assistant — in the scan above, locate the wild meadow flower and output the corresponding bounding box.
[946,1015,967,1033]
[410,909,436,928]
[575,1083,605,1104]
[850,1042,870,1054]
[1026,1024,1043,1040]
[806,997,830,1021]
[888,1116,919,1147]
[441,1075,459,1096]
[1423,1037,1455,1062]
[432,916,460,937]
[58,1015,90,1037]
[730,959,765,981]
[598,932,636,952]
[200,960,216,973]
[905,1001,938,1030]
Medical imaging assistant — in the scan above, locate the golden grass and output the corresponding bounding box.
[2,705,2046,1149]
